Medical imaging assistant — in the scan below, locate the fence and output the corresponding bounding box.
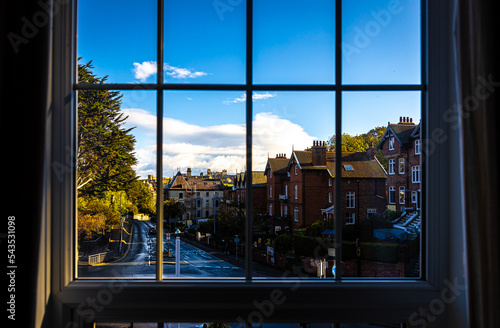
[88,252,108,265]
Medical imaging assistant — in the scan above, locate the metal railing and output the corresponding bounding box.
[88,252,108,265]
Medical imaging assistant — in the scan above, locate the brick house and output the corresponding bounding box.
[265,142,387,231]
[377,117,422,213]
[226,171,267,216]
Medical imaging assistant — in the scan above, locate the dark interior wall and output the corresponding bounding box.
[1,1,51,327]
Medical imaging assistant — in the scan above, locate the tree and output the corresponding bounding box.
[163,199,187,221]
[77,60,137,196]
[327,133,368,152]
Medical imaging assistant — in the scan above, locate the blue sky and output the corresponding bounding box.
[78,0,421,178]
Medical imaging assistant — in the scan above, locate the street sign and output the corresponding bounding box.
[234,236,240,243]
[175,229,181,234]
[332,263,336,277]
[166,233,170,240]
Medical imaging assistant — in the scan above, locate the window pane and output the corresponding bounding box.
[164,0,246,84]
[253,0,335,84]
[342,91,421,278]
[162,91,246,278]
[78,0,157,84]
[342,0,421,84]
[251,91,336,278]
[77,89,157,278]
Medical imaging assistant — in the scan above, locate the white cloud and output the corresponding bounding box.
[164,64,207,79]
[223,92,276,104]
[121,108,316,179]
[131,61,208,81]
[132,61,157,82]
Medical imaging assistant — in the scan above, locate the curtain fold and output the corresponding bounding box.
[456,1,500,327]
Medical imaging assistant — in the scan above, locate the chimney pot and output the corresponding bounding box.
[410,118,413,123]
[400,116,402,123]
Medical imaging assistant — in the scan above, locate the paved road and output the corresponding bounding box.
[79,219,245,278]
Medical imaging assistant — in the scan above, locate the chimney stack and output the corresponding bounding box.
[311,140,327,166]
[366,142,375,160]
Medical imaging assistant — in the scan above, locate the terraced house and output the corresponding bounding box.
[265,141,387,231]
[378,117,422,213]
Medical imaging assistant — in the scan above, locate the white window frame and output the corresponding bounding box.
[44,1,468,327]
[269,185,272,198]
[412,165,421,183]
[294,207,299,222]
[329,191,332,203]
[389,186,396,204]
[415,139,421,155]
[346,213,355,225]
[346,191,355,208]
[399,186,406,204]
[399,157,405,174]
[388,158,395,174]
[269,203,272,216]
[389,136,395,150]
[294,184,298,200]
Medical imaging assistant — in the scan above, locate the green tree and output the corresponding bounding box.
[127,179,156,216]
[327,133,368,152]
[77,60,137,196]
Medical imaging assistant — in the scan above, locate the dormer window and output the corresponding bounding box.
[389,136,395,150]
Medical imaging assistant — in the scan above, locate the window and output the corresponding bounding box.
[346,213,355,225]
[294,184,298,200]
[179,192,183,199]
[389,186,396,204]
[269,203,272,216]
[389,136,395,150]
[399,158,405,174]
[412,165,421,183]
[55,0,449,325]
[285,185,288,197]
[415,139,421,154]
[294,165,298,176]
[206,192,209,197]
[329,191,332,203]
[329,178,332,186]
[294,207,299,222]
[284,205,288,217]
[346,191,355,208]
[367,208,377,216]
[388,158,395,174]
[269,185,272,198]
[399,186,406,204]
[205,200,209,208]
[344,165,354,171]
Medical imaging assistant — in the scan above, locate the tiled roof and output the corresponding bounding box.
[293,150,386,179]
[267,158,289,174]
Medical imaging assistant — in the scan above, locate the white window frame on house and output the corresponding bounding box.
[399,158,405,174]
[389,136,395,150]
[44,1,468,327]
[294,184,298,200]
[399,186,406,204]
[269,185,272,198]
[415,139,422,154]
[329,191,332,203]
[269,203,272,216]
[412,165,421,183]
[294,207,299,222]
[346,191,355,209]
[346,213,355,225]
[389,186,396,204]
[388,158,395,174]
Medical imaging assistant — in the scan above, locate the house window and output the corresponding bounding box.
[329,178,332,186]
[284,205,288,217]
[205,200,209,208]
[206,192,209,197]
[399,186,406,204]
[65,0,436,324]
[388,159,395,174]
[412,165,421,183]
[389,186,396,204]
[389,136,395,150]
[415,139,421,154]
[367,209,377,216]
[269,203,272,216]
[329,191,332,203]
[346,192,355,208]
[399,158,405,174]
[346,213,355,225]
[294,207,299,222]
[294,184,298,200]
[285,185,288,197]
[179,192,183,199]
[269,185,272,198]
